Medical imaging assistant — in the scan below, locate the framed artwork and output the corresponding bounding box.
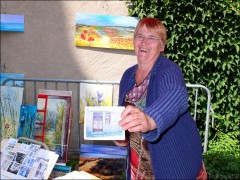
[0,14,24,32]
[79,83,113,123]
[0,86,24,139]
[75,13,138,50]
[34,89,72,164]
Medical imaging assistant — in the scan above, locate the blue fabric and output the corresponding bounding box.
[118,55,202,179]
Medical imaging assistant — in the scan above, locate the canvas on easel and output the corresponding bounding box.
[34,89,72,164]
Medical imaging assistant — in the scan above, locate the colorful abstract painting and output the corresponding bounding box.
[75,14,139,50]
[0,14,24,32]
[17,105,37,139]
[0,86,24,139]
[79,83,113,123]
[34,89,72,164]
[0,73,24,87]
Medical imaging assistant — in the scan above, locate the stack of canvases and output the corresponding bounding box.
[34,89,73,165]
[0,85,73,165]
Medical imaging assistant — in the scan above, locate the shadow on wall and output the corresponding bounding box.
[1,1,135,157]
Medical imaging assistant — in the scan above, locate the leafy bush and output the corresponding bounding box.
[203,131,240,178]
[126,0,240,177]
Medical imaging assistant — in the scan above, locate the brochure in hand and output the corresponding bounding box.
[84,106,125,140]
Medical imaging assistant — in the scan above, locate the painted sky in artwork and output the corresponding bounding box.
[0,14,24,32]
[76,14,138,27]
[0,73,24,87]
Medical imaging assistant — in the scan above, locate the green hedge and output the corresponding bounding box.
[126,0,240,178]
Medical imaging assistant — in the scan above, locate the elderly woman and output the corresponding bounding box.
[115,17,207,179]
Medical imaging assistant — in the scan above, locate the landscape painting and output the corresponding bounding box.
[75,13,139,50]
[79,83,113,123]
[34,90,72,164]
[43,98,68,156]
[0,14,24,32]
[79,144,127,179]
[0,86,23,139]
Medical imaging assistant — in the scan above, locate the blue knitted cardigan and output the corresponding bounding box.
[118,55,202,179]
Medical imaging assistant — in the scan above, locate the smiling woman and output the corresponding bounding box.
[114,17,207,179]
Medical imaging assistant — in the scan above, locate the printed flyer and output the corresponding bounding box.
[84,106,125,140]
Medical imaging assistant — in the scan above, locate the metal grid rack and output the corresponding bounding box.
[2,78,214,153]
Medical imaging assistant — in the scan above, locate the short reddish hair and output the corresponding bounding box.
[134,17,167,47]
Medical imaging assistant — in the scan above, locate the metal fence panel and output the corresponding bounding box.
[2,78,213,153]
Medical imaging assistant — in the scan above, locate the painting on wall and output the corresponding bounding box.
[0,73,24,87]
[0,86,24,139]
[0,14,24,32]
[79,83,113,123]
[34,89,72,164]
[75,14,139,50]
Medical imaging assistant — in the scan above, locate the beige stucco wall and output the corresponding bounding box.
[1,1,136,80]
[1,1,136,157]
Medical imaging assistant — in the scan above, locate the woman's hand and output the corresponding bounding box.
[118,105,156,133]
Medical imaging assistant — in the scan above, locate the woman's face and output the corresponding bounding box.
[134,25,164,65]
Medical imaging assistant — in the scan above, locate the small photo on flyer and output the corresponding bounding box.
[31,159,48,179]
[17,165,31,178]
[32,169,45,179]
[22,156,35,167]
[19,143,30,154]
[14,152,26,164]
[7,161,22,174]
[1,159,12,171]
[2,138,18,152]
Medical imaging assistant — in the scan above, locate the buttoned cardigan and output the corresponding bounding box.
[118,55,202,179]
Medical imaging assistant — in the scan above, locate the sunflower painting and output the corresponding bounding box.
[75,14,139,50]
